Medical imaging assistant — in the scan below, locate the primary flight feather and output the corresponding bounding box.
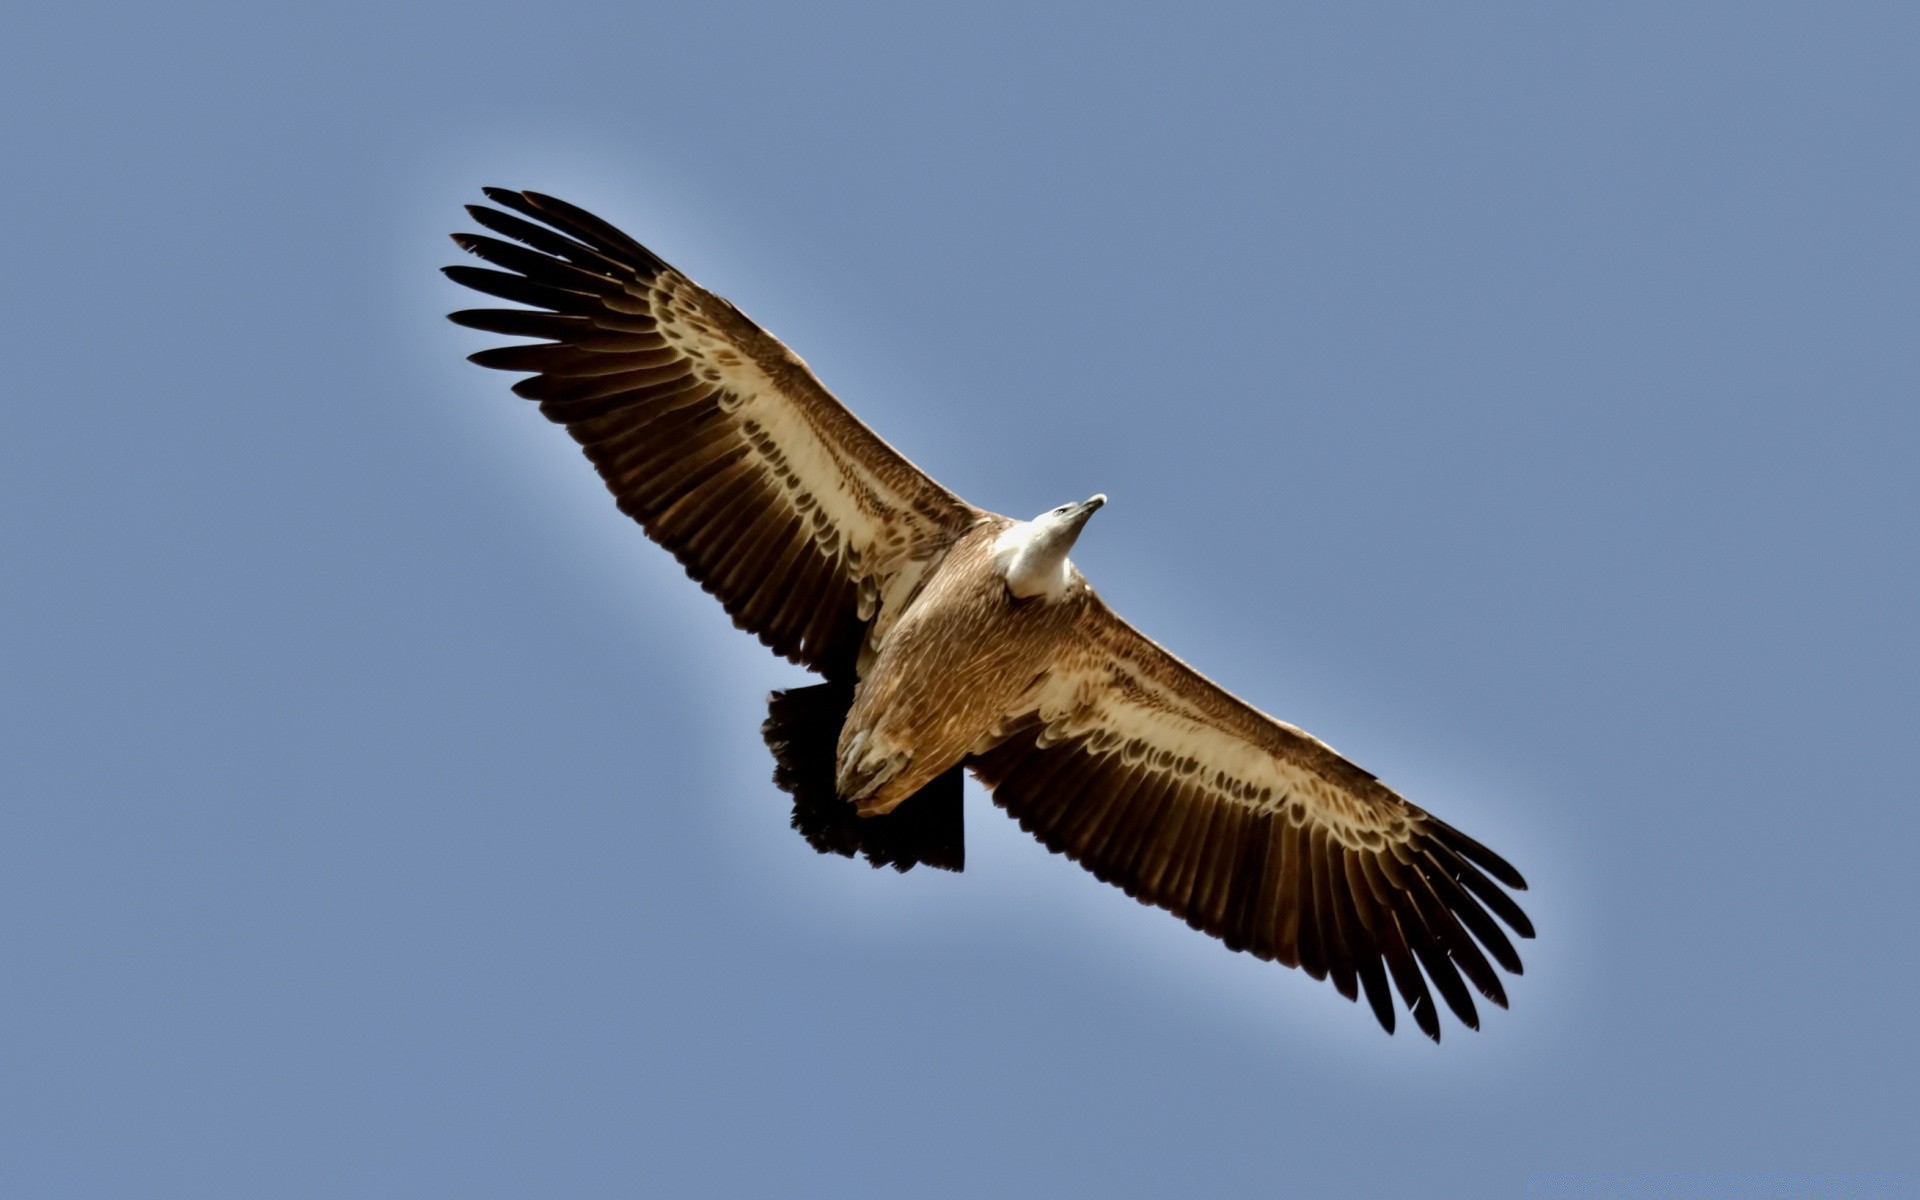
[446,188,1533,1041]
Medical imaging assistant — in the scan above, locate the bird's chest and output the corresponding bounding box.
[847,570,1078,763]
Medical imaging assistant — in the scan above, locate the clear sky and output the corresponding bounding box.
[4,2,1916,1197]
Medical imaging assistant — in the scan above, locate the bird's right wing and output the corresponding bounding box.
[968,597,1533,1040]
[446,189,981,678]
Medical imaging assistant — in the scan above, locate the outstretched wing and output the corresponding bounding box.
[967,599,1533,1041]
[446,189,980,678]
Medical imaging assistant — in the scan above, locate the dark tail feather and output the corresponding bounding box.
[762,681,965,873]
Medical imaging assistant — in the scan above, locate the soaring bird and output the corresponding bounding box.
[445,188,1533,1040]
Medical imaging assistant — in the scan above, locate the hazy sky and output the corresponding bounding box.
[4,2,1917,1196]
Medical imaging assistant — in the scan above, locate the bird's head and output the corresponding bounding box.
[997,494,1107,601]
[1032,494,1106,543]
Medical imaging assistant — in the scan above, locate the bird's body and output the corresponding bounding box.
[840,514,1087,815]
[446,188,1535,1041]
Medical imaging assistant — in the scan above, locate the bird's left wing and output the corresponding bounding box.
[967,598,1533,1040]
[446,189,981,678]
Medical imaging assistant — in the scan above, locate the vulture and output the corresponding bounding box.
[445,188,1533,1040]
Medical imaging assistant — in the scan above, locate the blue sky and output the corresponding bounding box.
[4,2,1916,1196]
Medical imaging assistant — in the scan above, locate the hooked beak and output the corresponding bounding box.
[1056,494,1106,533]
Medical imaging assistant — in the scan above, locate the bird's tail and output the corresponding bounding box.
[762,680,965,873]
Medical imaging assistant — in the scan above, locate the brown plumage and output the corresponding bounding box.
[446,188,1534,1041]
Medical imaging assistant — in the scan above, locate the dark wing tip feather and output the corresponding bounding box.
[463,203,629,274]
[441,263,591,313]
[446,307,592,342]
[477,187,546,224]
[1427,815,1529,892]
[469,188,666,274]
[1448,855,1537,941]
[448,231,619,300]
[1412,997,1442,1043]
[1356,956,1397,1034]
[450,230,533,269]
[499,189,664,268]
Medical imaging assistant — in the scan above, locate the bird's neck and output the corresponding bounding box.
[992,520,1079,601]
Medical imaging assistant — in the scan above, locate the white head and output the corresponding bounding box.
[993,494,1107,601]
